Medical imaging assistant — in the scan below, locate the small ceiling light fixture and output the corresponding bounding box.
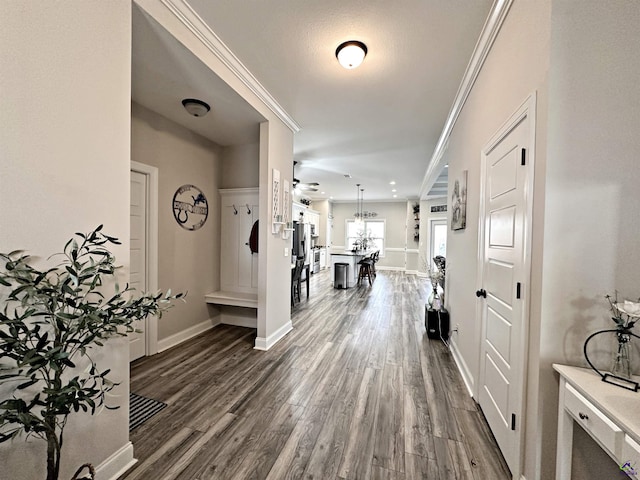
[336,40,368,69]
[182,98,210,117]
[389,181,396,185]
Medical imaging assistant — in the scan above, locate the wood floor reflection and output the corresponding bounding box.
[120,270,510,480]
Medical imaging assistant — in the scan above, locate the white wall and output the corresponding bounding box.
[0,2,133,479]
[131,102,221,341]
[257,121,294,348]
[443,0,640,478]
[540,2,640,479]
[440,0,551,478]
[419,198,448,275]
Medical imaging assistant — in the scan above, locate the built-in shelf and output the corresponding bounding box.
[205,291,258,308]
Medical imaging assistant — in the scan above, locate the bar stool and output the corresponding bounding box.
[357,257,374,286]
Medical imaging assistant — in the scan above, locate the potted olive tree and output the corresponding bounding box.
[0,226,184,480]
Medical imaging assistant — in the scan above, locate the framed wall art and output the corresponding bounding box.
[272,168,282,233]
[451,170,467,231]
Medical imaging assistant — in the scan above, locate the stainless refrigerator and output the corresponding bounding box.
[292,221,311,279]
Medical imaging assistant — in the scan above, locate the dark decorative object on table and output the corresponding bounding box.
[300,198,311,206]
[583,293,640,392]
[426,256,448,343]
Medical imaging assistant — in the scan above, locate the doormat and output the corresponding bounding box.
[129,393,167,431]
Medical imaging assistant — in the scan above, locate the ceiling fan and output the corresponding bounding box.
[293,161,319,192]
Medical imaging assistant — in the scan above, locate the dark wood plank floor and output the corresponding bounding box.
[120,270,510,480]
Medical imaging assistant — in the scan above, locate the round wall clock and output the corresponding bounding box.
[172,184,208,231]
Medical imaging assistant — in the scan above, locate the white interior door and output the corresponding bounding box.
[130,170,147,362]
[477,97,535,477]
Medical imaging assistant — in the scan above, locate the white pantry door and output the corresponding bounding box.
[129,170,147,362]
[477,96,535,477]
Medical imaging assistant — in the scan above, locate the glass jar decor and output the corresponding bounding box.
[583,295,640,392]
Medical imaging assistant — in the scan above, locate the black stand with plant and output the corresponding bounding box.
[0,226,184,480]
[426,257,448,342]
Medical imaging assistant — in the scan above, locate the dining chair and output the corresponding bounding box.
[291,257,305,306]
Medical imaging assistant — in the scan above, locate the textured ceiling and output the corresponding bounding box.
[133,1,493,201]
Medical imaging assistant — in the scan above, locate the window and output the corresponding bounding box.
[430,219,447,261]
[346,219,385,255]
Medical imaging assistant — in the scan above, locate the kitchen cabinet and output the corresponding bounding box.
[306,210,320,236]
[319,248,327,270]
[293,201,321,241]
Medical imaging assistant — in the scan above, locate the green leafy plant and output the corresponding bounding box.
[0,226,184,480]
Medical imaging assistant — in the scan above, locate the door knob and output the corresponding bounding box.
[476,289,487,298]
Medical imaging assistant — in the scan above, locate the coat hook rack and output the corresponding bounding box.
[246,204,251,214]
[232,204,238,215]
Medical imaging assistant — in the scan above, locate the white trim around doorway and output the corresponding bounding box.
[131,161,159,356]
[475,92,536,477]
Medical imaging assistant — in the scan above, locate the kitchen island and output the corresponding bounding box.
[330,249,374,288]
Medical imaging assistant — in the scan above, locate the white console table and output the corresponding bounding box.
[554,364,640,479]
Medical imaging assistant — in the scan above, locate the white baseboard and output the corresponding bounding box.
[157,317,220,353]
[254,320,293,351]
[416,272,428,278]
[405,269,418,275]
[449,339,475,397]
[376,266,405,272]
[97,442,136,480]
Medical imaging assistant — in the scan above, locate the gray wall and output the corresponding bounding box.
[221,142,259,189]
[332,201,409,269]
[541,2,640,478]
[131,102,221,341]
[443,1,640,479]
[0,3,133,478]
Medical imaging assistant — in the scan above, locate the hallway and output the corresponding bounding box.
[121,270,510,479]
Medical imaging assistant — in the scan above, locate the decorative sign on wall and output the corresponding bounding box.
[172,184,208,231]
[272,168,282,233]
[282,179,290,225]
[431,205,447,213]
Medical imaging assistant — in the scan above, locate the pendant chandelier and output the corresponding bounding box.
[354,183,376,221]
[354,184,363,224]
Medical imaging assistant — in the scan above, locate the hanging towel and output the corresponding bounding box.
[249,220,259,253]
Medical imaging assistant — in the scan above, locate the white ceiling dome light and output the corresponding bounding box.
[181,98,211,117]
[335,40,368,69]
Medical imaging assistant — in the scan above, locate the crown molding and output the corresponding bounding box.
[157,0,301,133]
[420,0,514,198]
